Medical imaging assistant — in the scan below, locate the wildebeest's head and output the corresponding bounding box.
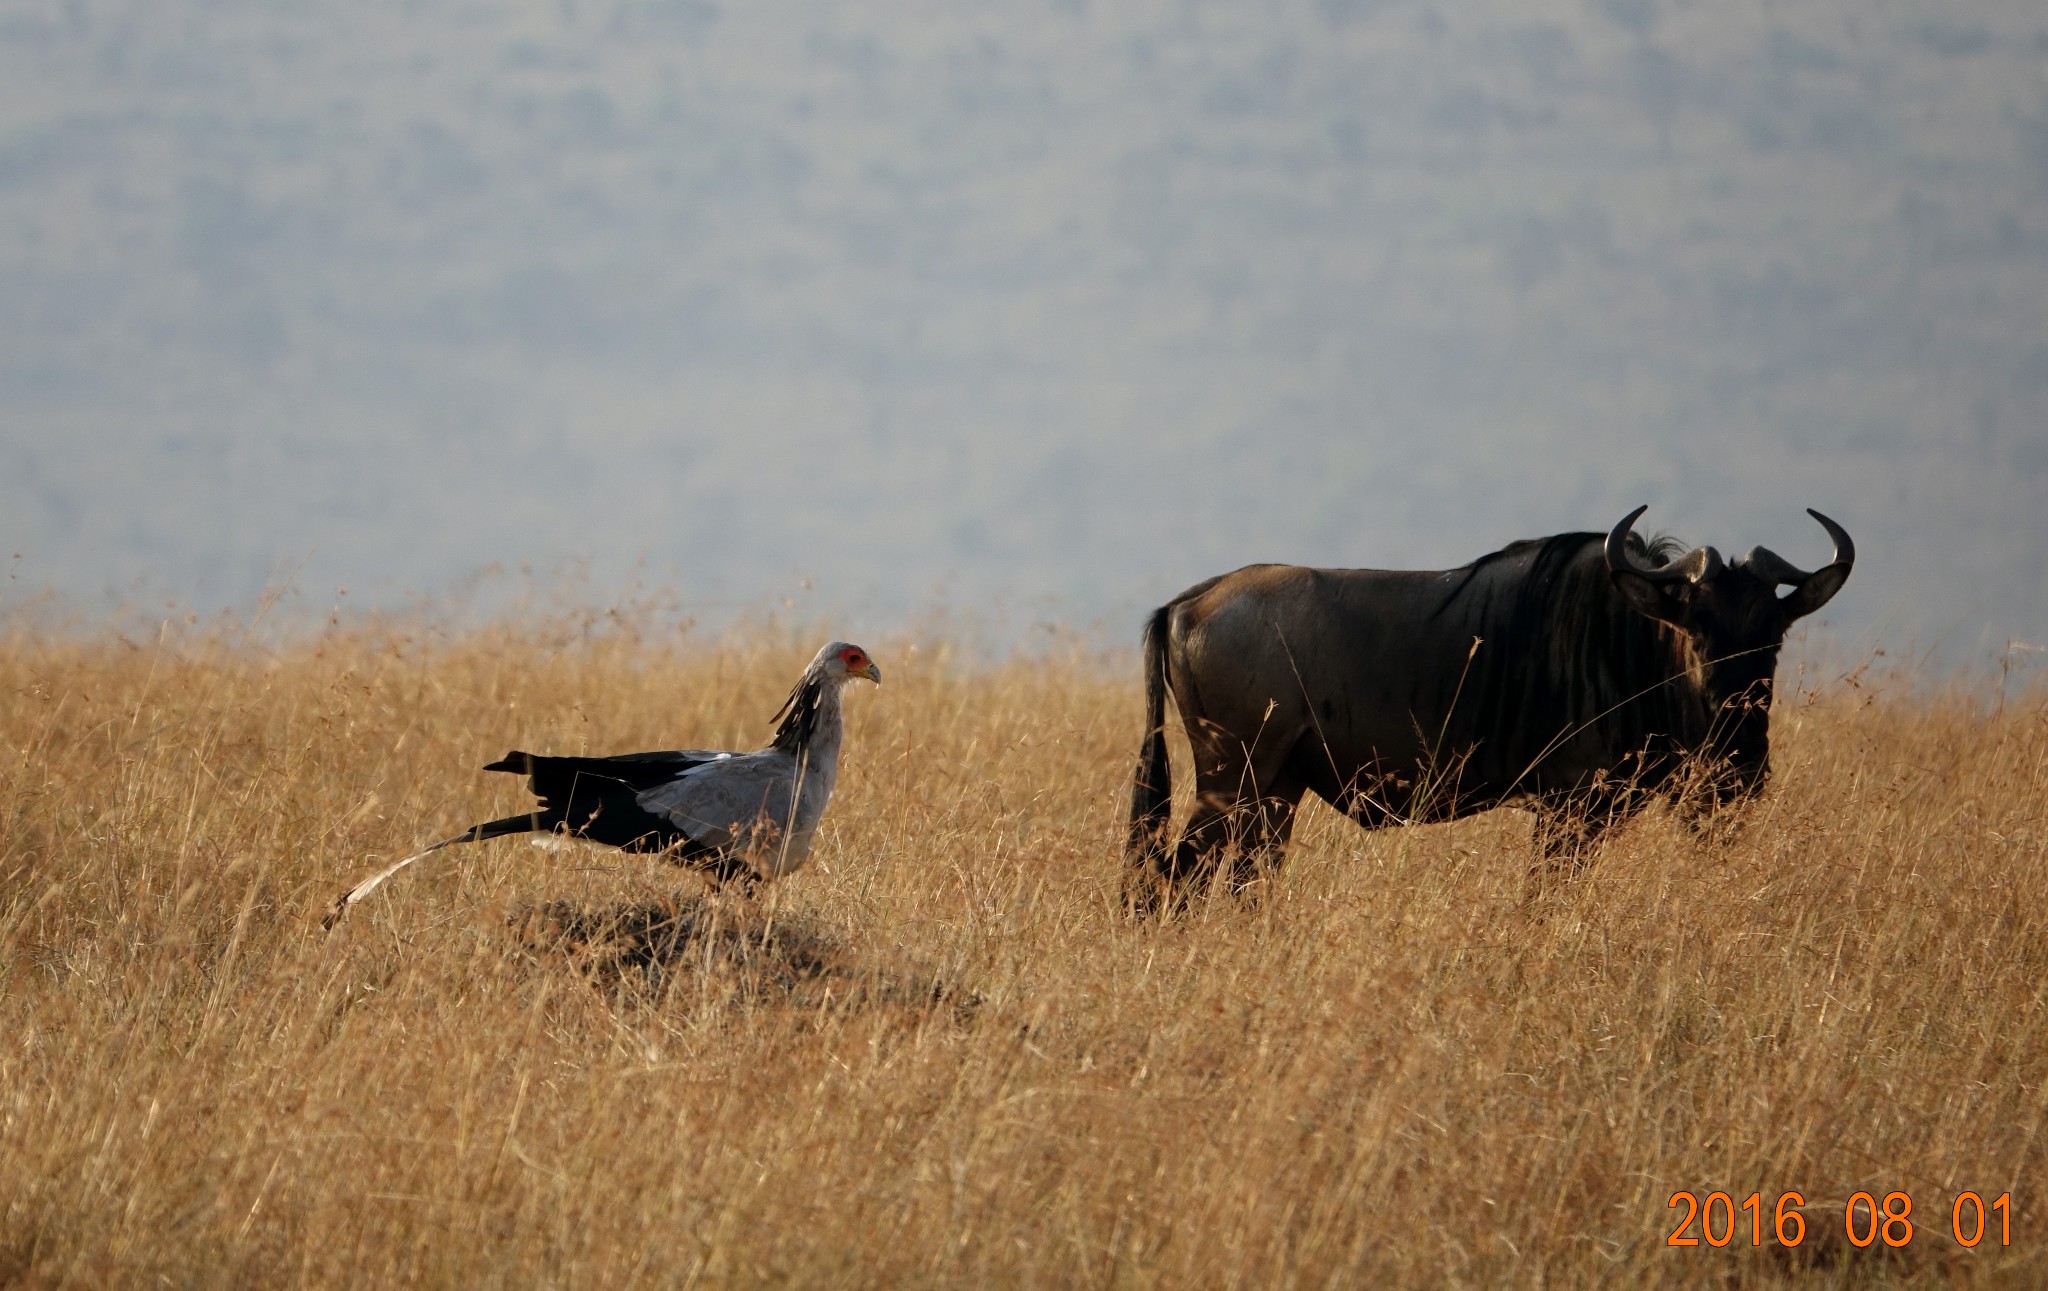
[1604,505,1854,795]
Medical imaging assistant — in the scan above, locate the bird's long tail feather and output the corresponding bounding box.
[321,814,534,930]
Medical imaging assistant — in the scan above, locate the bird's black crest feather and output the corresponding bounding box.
[770,673,824,754]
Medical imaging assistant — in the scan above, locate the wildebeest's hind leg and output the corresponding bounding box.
[1156,788,1301,912]
[1157,795,1233,902]
[1221,782,1304,905]
[1181,737,1309,909]
[1139,727,1305,916]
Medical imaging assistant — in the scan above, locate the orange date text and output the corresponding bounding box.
[1665,1190,2011,1250]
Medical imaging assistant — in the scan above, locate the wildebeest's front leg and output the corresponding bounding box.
[1526,787,1628,899]
[1667,755,1765,847]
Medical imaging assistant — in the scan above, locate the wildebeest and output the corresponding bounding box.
[1125,506,1853,912]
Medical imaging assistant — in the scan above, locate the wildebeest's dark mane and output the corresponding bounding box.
[1640,531,1686,564]
[1435,530,1703,785]
[1434,529,1685,610]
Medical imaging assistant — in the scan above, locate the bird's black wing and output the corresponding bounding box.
[480,749,732,856]
[483,748,728,789]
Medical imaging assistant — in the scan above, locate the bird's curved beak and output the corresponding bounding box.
[859,661,882,684]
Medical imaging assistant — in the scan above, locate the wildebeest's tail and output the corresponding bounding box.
[1126,602,1175,869]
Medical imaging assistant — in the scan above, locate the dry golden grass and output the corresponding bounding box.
[1,615,2044,1287]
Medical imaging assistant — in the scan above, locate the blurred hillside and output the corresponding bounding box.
[1,0,2044,667]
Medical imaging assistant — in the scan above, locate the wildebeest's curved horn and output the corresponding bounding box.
[1607,506,1721,584]
[1677,545,1724,583]
[1606,505,1686,583]
[1806,507,1854,573]
[1739,509,1856,588]
[1738,545,1808,585]
[1775,508,1856,618]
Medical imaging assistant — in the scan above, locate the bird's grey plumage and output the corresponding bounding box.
[323,640,881,928]
[632,684,848,878]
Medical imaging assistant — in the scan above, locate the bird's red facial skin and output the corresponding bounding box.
[839,648,867,669]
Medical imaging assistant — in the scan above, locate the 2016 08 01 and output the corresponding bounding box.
[1666,1190,2012,1249]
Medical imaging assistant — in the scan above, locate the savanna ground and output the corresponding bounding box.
[1,614,2044,1288]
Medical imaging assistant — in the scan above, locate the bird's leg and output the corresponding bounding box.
[718,870,761,900]
[695,849,761,899]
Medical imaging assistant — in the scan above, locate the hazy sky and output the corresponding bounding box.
[3,0,2045,671]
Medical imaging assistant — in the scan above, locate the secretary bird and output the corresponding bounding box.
[322,641,881,929]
